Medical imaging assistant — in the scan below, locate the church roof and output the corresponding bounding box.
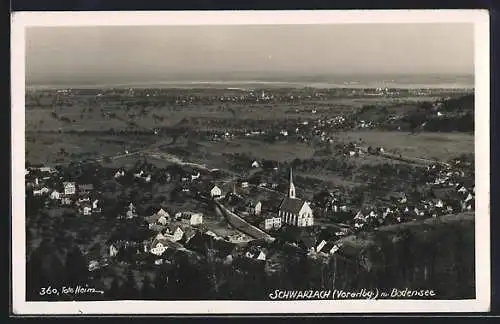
[279,197,306,214]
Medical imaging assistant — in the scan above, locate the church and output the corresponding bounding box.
[277,169,314,227]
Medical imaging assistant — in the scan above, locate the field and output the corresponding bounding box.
[334,131,474,161]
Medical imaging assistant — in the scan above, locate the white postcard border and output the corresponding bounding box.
[11,10,490,314]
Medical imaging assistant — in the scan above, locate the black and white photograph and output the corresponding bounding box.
[11,10,490,314]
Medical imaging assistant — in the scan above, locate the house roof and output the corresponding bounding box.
[262,199,281,212]
[279,197,306,214]
[152,237,184,249]
[319,241,336,253]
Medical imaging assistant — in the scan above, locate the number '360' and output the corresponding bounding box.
[39,286,59,295]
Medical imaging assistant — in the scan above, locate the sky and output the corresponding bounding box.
[25,24,474,84]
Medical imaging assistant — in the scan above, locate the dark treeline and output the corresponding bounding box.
[26,215,475,300]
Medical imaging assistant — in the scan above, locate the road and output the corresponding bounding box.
[214,200,275,241]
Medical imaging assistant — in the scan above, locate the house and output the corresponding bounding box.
[61,197,72,205]
[251,161,260,168]
[92,199,101,213]
[190,213,203,226]
[277,169,314,227]
[433,199,444,208]
[256,250,266,261]
[254,201,262,216]
[165,226,184,242]
[241,182,249,188]
[146,213,168,227]
[33,187,49,196]
[157,215,168,225]
[316,240,327,253]
[126,209,137,219]
[114,170,125,178]
[150,239,169,256]
[128,203,136,212]
[354,210,366,222]
[109,244,119,257]
[78,184,94,196]
[263,214,282,230]
[156,208,170,220]
[191,172,201,181]
[63,182,76,195]
[78,196,90,204]
[49,190,61,200]
[80,203,92,216]
[88,260,100,272]
[210,185,222,198]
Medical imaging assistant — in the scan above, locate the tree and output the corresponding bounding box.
[107,278,121,300]
[119,269,140,300]
[140,275,155,300]
[64,245,89,288]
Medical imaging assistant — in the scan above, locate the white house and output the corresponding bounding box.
[264,215,282,230]
[63,182,76,195]
[50,190,61,200]
[126,209,137,219]
[88,260,100,272]
[354,210,366,222]
[210,185,222,198]
[157,208,170,219]
[316,240,327,253]
[81,205,92,216]
[61,197,72,205]
[33,187,50,196]
[92,199,101,213]
[114,170,125,178]
[150,241,167,256]
[241,182,249,188]
[128,203,136,212]
[109,244,119,257]
[190,213,203,226]
[254,201,262,216]
[191,172,201,180]
[257,251,266,261]
[157,215,168,226]
[251,161,260,168]
[330,243,342,254]
[166,227,184,242]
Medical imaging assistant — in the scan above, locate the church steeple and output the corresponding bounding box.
[289,168,296,199]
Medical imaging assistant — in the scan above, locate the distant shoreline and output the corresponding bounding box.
[26,80,475,91]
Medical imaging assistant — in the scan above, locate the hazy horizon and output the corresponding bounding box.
[26,24,474,85]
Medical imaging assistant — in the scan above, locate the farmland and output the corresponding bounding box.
[24,86,476,301]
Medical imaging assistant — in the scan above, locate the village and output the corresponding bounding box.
[25,140,475,290]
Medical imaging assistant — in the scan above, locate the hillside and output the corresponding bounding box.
[331,212,475,299]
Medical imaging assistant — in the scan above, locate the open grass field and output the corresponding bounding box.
[198,139,316,162]
[25,132,155,165]
[335,131,474,161]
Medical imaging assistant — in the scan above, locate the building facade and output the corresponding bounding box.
[277,169,314,227]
